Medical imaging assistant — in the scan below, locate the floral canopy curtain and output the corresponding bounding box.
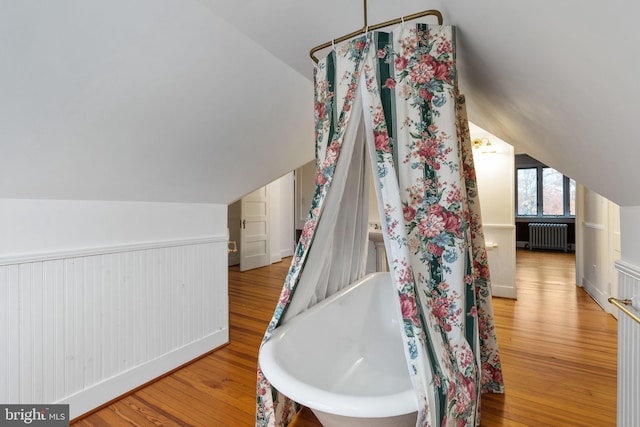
[257,23,503,427]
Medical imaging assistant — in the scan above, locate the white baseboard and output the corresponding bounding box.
[271,251,282,264]
[228,253,240,266]
[270,247,294,264]
[491,283,517,299]
[62,329,229,420]
[582,277,610,313]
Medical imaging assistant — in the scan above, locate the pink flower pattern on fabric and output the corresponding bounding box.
[258,23,503,427]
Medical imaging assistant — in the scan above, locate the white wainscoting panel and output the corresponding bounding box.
[582,221,610,310]
[0,237,228,419]
[614,260,640,427]
[483,224,517,299]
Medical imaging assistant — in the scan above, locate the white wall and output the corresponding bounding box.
[470,125,517,299]
[0,199,229,419]
[0,0,314,204]
[621,207,640,267]
[268,172,296,263]
[576,186,621,312]
[295,160,316,231]
[0,199,227,260]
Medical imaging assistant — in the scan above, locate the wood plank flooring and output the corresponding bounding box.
[73,250,617,426]
[479,251,617,427]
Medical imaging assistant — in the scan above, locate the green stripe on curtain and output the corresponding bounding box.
[326,51,337,153]
[376,32,394,141]
[375,31,401,179]
[464,249,478,351]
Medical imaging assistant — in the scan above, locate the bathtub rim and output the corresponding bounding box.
[258,272,418,418]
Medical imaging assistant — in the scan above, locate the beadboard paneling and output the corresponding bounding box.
[0,237,228,419]
[615,260,640,426]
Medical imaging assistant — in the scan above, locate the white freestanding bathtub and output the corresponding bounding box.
[258,272,418,427]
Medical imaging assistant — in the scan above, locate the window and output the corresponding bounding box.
[542,168,564,215]
[569,179,576,216]
[517,168,537,216]
[515,155,575,217]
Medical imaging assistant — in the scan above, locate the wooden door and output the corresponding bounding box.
[240,186,270,271]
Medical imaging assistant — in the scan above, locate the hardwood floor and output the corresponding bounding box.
[480,251,617,427]
[73,250,617,427]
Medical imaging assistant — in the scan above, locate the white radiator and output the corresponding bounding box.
[528,223,568,252]
[614,261,640,427]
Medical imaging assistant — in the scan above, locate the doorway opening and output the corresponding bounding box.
[228,172,296,271]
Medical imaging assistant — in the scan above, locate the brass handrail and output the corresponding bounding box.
[609,297,640,325]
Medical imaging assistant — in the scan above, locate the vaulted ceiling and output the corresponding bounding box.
[2,0,640,206]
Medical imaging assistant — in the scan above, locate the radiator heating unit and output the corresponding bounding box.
[528,223,568,252]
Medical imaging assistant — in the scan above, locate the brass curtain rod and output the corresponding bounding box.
[310,0,443,63]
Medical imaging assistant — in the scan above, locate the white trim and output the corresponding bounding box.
[482,224,516,230]
[61,329,229,420]
[582,277,611,313]
[270,246,295,263]
[491,283,517,299]
[228,252,241,266]
[615,260,640,282]
[583,221,605,230]
[0,235,228,266]
[271,251,282,264]
[281,246,294,258]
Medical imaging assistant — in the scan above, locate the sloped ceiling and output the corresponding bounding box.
[3,0,640,206]
[205,0,640,207]
[0,0,313,204]
[448,0,640,207]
